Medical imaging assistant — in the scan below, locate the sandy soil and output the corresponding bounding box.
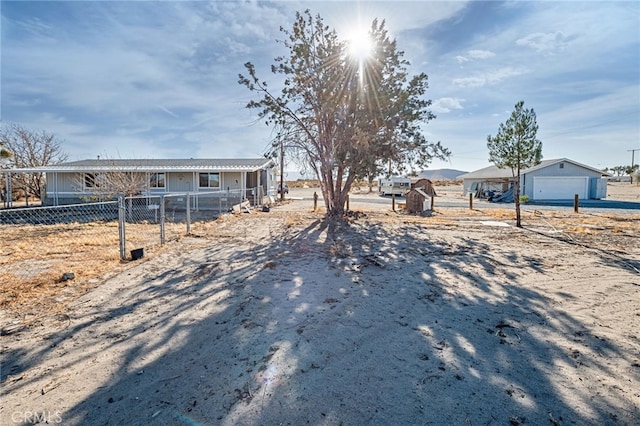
[606,182,640,202]
[1,184,640,425]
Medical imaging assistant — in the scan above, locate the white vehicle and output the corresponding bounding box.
[378,176,411,196]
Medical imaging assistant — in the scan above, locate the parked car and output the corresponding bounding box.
[277,183,289,194]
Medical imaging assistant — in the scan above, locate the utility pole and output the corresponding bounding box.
[280,136,285,201]
[628,149,640,184]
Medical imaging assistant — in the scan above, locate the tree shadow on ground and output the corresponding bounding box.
[4,212,639,425]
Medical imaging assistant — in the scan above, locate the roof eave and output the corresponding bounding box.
[8,158,275,174]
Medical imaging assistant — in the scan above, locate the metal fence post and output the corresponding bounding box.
[160,195,166,245]
[118,194,126,260]
[186,192,191,235]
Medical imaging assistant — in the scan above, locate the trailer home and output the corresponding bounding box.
[378,176,411,196]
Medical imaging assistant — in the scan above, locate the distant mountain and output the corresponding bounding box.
[417,168,467,181]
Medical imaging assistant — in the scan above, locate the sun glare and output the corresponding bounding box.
[347,30,374,62]
[346,28,374,87]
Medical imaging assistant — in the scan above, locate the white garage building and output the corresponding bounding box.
[459,158,610,201]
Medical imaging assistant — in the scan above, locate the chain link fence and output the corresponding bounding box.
[0,188,264,297]
[0,201,121,286]
[119,188,264,258]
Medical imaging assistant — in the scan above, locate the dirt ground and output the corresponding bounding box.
[606,182,640,201]
[1,183,640,425]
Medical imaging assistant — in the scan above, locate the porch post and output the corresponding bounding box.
[54,172,59,206]
[6,172,12,208]
[242,171,246,201]
[257,170,262,204]
[193,172,198,210]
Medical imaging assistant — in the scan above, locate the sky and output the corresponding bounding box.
[1,1,639,176]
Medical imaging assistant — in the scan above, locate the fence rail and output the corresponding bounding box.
[0,201,119,225]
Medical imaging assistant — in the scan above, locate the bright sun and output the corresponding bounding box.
[347,30,374,62]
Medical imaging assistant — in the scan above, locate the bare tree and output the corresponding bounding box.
[0,141,13,205]
[0,123,69,202]
[624,164,639,184]
[610,165,626,176]
[71,160,148,201]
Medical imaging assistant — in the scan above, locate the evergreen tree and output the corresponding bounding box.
[487,101,542,227]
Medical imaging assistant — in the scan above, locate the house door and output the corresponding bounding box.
[225,172,242,192]
[175,174,192,192]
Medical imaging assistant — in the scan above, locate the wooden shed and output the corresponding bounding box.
[405,188,431,214]
[411,178,437,197]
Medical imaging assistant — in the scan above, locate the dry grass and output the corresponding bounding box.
[524,209,640,230]
[287,179,320,188]
[1,222,123,321]
[0,218,197,323]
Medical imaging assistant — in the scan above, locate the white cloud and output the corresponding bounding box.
[452,67,528,88]
[158,106,179,118]
[516,32,568,53]
[22,113,92,137]
[432,97,465,114]
[454,49,495,64]
[468,50,495,60]
[451,77,485,88]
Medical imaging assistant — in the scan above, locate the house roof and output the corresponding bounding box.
[457,158,610,180]
[408,188,429,198]
[9,158,275,173]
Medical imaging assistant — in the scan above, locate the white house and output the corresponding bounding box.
[6,158,277,206]
[458,158,610,201]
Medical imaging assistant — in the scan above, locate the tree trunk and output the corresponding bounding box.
[328,193,345,216]
[321,169,356,217]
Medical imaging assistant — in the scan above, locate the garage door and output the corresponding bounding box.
[532,176,589,200]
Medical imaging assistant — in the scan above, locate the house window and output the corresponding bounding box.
[559,163,564,169]
[149,172,165,188]
[199,172,220,188]
[84,173,102,189]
